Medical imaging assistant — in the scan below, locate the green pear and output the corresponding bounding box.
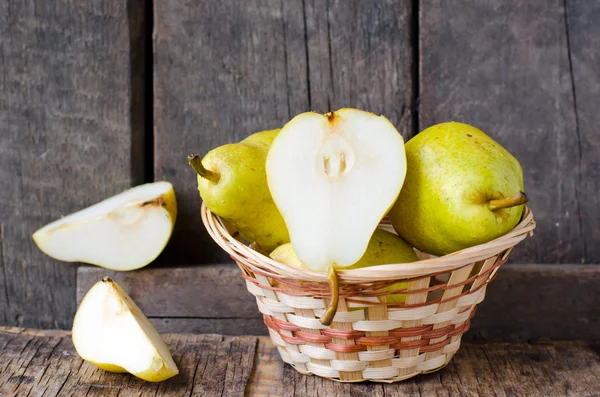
[189,129,289,252]
[270,229,418,303]
[388,122,528,256]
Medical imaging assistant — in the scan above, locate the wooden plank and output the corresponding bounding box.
[78,264,600,340]
[149,318,267,336]
[262,340,600,396]
[0,1,144,328]
[2,328,600,395]
[303,0,414,136]
[472,264,600,341]
[153,0,308,265]
[245,338,284,397]
[419,1,590,264]
[77,265,258,318]
[0,329,70,397]
[0,328,258,397]
[565,1,600,264]
[153,0,414,265]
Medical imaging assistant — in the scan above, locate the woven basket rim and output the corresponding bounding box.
[201,203,536,283]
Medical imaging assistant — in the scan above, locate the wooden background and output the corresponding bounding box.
[1,0,598,337]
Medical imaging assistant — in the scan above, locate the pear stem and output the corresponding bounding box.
[188,154,220,184]
[488,191,529,211]
[319,265,339,326]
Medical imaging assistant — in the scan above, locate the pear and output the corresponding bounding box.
[72,277,178,382]
[270,229,418,303]
[266,109,407,324]
[388,122,528,256]
[189,129,289,253]
[33,182,176,271]
[266,109,407,271]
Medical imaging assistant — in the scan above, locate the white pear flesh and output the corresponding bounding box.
[32,181,176,271]
[72,277,179,382]
[266,108,407,271]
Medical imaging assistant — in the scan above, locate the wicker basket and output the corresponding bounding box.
[201,203,536,383]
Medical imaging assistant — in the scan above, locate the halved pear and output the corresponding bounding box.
[32,181,176,271]
[266,108,407,271]
[72,277,179,382]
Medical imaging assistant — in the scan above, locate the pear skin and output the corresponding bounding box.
[270,229,418,303]
[95,363,128,373]
[190,129,289,252]
[388,122,527,256]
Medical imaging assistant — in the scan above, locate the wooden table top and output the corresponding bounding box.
[1,327,598,396]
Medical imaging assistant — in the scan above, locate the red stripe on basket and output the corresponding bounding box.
[279,333,306,345]
[237,254,506,314]
[390,339,430,350]
[294,331,332,344]
[271,317,301,332]
[356,336,400,346]
[422,325,455,339]
[388,325,433,338]
[325,343,367,353]
[448,321,471,337]
[420,338,451,353]
[263,315,277,331]
[321,329,366,340]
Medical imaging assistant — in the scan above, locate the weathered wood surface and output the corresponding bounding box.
[419,0,600,264]
[1,327,599,396]
[153,0,414,265]
[76,265,258,319]
[565,0,600,266]
[0,328,257,397]
[0,1,144,329]
[78,264,600,340]
[2,0,600,333]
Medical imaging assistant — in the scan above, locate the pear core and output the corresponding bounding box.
[319,134,356,179]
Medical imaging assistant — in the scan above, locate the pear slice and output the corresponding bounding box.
[266,108,407,272]
[72,277,179,382]
[32,181,177,271]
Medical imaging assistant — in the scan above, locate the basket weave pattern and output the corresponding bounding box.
[202,204,536,383]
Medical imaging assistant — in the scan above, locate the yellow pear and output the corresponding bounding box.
[270,229,417,303]
[389,122,527,256]
[189,129,289,252]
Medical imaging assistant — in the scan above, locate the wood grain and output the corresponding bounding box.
[471,264,600,341]
[0,0,143,328]
[303,0,414,134]
[76,265,258,318]
[153,0,308,265]
[78,264,600,340]
[148,318,267,336]
[564,0,600,265]
[153,0,413,265]
[2,327,599,396]
[0,328,257,397]
[419,0,598,264]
